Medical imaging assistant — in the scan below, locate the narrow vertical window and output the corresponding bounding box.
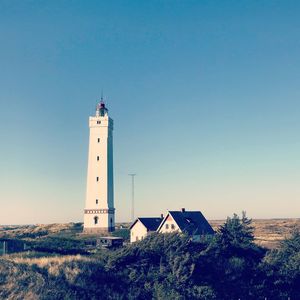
[98,138,100,143]
[94,216,98,225]
[96,199,98,204]
[97,156,99,161]
[96,177,99,181]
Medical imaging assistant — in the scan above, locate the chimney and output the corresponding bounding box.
[181,208,185,213]
[160,214,164,219]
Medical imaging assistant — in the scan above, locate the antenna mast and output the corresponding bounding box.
[128,174,136,222]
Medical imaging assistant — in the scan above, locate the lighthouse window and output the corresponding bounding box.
[97,138,100,143]
[96,177,99,181]
[94,216,98,225]
[97,156,99,161]
[97,121,101,124]
[96,199,98,204]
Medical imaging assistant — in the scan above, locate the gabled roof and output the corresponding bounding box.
[157,211,214,235]
[130,217,163,231]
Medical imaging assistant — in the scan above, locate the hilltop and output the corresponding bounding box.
[1,218,300,248]
[210,218,300,248]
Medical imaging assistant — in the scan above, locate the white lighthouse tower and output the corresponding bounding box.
[84,99,115,233]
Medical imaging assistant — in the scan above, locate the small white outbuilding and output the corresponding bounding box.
[129,217,163,243]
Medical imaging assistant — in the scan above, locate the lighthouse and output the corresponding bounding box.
[84,99,115,233]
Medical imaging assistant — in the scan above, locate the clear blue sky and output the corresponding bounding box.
[1,1,300,224]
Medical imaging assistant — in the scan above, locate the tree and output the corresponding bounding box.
[262,230,300,299]
[193,212,265,299]
[217,211,255,251]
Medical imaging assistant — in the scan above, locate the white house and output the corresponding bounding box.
[157,208,214,241]
[130,217,163,243]
[130,209,214,243]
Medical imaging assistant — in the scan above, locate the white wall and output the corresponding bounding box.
[158,214,181,234]
[130,220,148,243]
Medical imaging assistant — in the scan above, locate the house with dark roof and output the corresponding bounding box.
[130,216,163,243]
[157,208,214,241]
[130,209,214,243]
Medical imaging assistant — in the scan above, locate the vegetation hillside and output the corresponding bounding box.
[0,222,129,241]
[1,218,299,249]
[1,214,300,299]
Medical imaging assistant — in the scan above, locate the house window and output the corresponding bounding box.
[96,199,98,204]
[98,138,100,143]
[171,224,175,230]
[94,216,98,225]
[97,121,101,124]
[166,224,169,229]
[96,177,99,181]
[97,156,99,161]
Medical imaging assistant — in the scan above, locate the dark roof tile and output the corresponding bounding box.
[129,218,163,231]
[168,211,214,235]
[138,217,163,231]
